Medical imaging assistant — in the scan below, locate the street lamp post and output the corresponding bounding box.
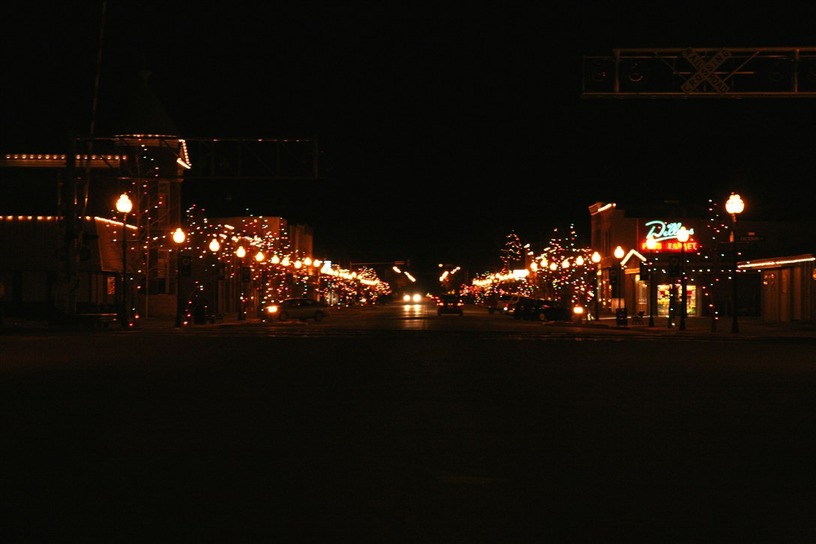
[209,238,221,317]
[236,245,246,320]
[677,226,689,331]
[613,245,626,326]
[173,227,186,328]
[614,245,625,309]
[254,249,266,318]
[115,193,133,328]
[591,251,601,321]
[725,193,745,333]
[645,235,657,327]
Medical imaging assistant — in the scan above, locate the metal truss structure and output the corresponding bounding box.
[582,47,816,99]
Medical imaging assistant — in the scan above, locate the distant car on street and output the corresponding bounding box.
[261,298,330,323]
[402,292,424,304]
[436,294,464,316]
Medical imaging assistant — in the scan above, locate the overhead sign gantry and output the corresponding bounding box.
[582,47,816,99]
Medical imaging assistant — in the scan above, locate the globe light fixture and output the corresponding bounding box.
[725,193,745,333]
[172,227,186,328]
[115,194,133,328]
[614,245,625,313]
[677,226,689,330]
[236,245,247,320]
[591,251,601,321]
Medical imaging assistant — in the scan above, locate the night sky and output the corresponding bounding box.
[2,2,815,281]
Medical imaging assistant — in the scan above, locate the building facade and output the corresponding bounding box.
[590,200,815,325]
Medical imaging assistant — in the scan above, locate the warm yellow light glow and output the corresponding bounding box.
[677,226,689,243]
[575,255,585,266]
[172,227,185,245]
[270,254,280,264]
[591,251,601,264]
[725,193,745,216]
[209,239,220,252]
[739,255,816,269]
[614,246,624,260]
[236,245,246,259]
[116,193,133,215]
[255,251,265,262]
[646,235,657,251]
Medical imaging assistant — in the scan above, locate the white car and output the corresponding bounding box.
[487,294,520,314]
[262,298,330,322]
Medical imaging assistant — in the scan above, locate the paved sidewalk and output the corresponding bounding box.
[587,315,816,339]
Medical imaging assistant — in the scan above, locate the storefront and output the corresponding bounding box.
[590,201,753,322]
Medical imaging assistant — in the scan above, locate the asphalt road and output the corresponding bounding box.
[2,305,815,543]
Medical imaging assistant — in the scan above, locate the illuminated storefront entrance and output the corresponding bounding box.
[656,283,696,318]
[638,220,700,320]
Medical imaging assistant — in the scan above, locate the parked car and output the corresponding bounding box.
[487,293,519,314]
[261,298,330,322]
[503,294,526,315]
[436,294,464,316]
[513,298,571,321]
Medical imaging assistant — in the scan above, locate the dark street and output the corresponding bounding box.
[2,308,815,543]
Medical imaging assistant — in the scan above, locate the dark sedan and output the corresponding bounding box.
[436,294,464,316]
[513,297,571,321]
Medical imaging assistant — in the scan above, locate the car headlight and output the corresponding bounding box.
[264,304,279,314]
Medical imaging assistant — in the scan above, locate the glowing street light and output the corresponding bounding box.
[614,245,625,312]
[172,227,186,328]
[591,251,601,321]
[725,193,745,333]
[115,193,133,328]
[236,245,247,321]
[677,226,689,331]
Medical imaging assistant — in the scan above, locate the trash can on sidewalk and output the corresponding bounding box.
[616,308,628,327]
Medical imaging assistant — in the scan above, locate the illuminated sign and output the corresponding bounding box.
[640,220,699,252]
[658,240,698,252]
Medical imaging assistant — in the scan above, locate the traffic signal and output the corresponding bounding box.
[609,267,619,286]
[241,266,251,282]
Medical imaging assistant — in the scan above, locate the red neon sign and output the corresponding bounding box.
[640,240,699,252]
